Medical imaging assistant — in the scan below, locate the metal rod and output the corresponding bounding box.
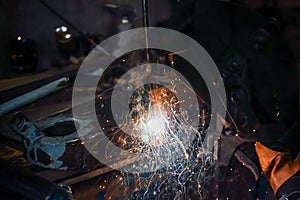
[142,0,150,62]
[0,77,69,116]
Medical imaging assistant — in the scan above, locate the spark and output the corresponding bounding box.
[96,60,218,199]
[99,83,216,199]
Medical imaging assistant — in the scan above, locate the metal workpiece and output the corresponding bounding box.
[9,112,100,171]
[217,134,260,181]
[0,77,69,116]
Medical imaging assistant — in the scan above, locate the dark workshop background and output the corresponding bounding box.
[2,0,300,106]
[0,0,171,75]
[1,0,300,78]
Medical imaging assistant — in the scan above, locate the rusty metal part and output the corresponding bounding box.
[9,112,100,170]
[0,158,73,200]
[0,77,69,116]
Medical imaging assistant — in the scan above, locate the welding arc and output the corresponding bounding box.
[37,0,111,57]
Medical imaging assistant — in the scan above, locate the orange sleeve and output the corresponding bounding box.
[255,142,300,194]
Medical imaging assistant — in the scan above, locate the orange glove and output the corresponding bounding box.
[255,142,300,195]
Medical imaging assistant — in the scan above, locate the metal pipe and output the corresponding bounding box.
[0,77,69,116]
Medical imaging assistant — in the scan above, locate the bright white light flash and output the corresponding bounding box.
[140,105,168,143]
